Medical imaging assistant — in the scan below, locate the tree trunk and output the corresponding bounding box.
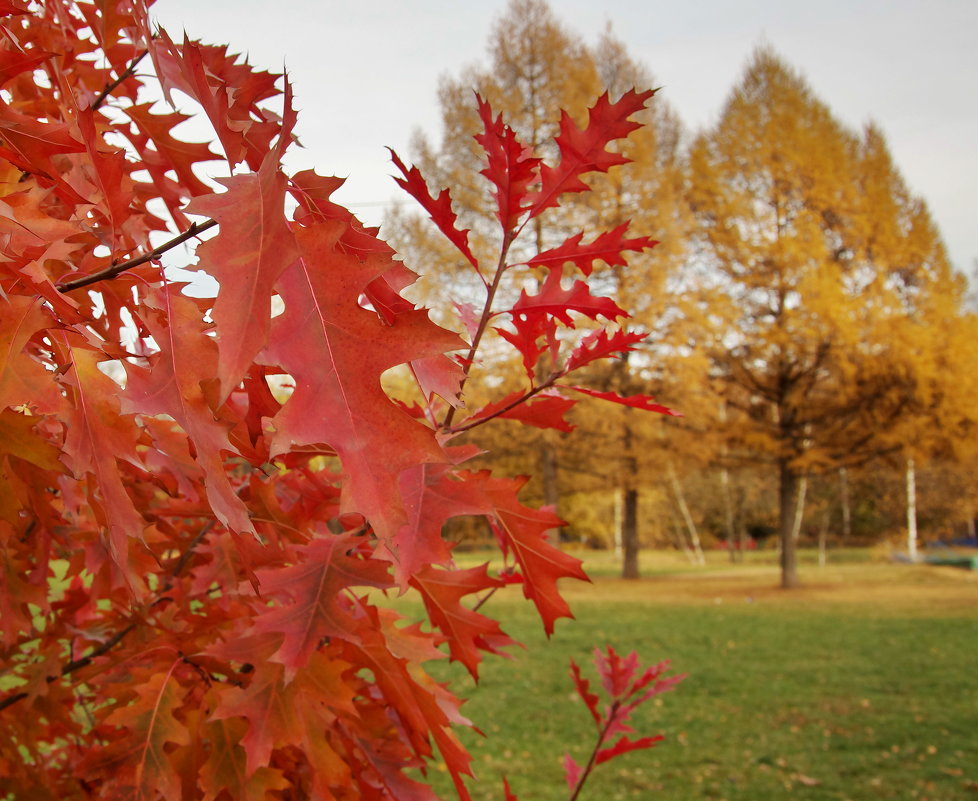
[539,436,559,542]
[906,457,918,561]
[779,460,801,588]
[839,466,852,542]
[720,467,737,563]
[612,489,623,557]
[791,474,808,544]
[818,505,829,568]
[621,487,640,579]
[668,462,705,565]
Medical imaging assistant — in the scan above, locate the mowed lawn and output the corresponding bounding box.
[422,551,978,801]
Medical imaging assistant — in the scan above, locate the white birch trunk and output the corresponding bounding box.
[906,457,918,561]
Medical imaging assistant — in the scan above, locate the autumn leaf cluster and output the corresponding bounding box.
[0,2,679,799]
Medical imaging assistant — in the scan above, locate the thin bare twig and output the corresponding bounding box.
[92,49,150,111]
[57,219,218,293]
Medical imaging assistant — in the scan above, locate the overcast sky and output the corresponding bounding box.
[151,0,978,276]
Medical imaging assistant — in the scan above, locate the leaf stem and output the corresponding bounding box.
[568,701,620,801]
[442,230,514,429]
[447,373,561,435]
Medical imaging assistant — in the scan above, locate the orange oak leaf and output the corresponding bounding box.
[100,663,191,800]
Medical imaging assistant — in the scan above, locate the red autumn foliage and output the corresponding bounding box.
[0,2,679,799]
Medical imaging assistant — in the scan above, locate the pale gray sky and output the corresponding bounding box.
[152,0,978,275]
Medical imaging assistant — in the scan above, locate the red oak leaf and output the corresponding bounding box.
[410,563,514,678]
[526,223,658,276]
[389,148,479,271]
[564,328,647,372]
[512,268,628,326]
[527,89,654,217]
[251,532,393,673]
[187,156,298,402]
[475,93,541,233]
[595,734,665,765]
[565,386,680,417]
[122,285,253,535]
[460,471,588,634]
[260,219,463,544]
[100,663,191,800]
[199,717,290,801]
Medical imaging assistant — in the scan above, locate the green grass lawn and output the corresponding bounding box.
[420,553,978,801]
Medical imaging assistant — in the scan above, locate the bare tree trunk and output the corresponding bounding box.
[791,474,808,544]
[717,402,738,562]
[621,487,640,579]
[620,408,640,579]
[539,436,559,542]
[779,460,801,589]
[906,457,918,562]
[839,466,852,542]
[720,467,738,563]
[612,490,623,558]
[667,462,705,565]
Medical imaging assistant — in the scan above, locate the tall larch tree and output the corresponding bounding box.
[687,48,950,588]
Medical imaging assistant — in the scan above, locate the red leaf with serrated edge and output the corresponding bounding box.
[475,93,541,232]
[187,156,298,402]
[55,334,146,569]
[260,220,463,545]
[569,659,602,726]
[251,533,392,675]
[526,89,654,217]
[153,32,281,170]
[597,645,639,698]
[410,563,514,678]
[123,285,253,535]
[566,386,680,416]
[502,775,519,801]
[389,148,478,270]
[565,328,648,372]
[527,223,658,276]
[411,353,464,408]
[100,663,190,800]
[0,44,52,86]
[124,103,220,198]
[512,268,628,326]
[199,717,289,801]
[463,390,576,433]
[393,463,491,584]
[494,315,551,379]
[353,627,474,801]
[0,97,85,178]
[595,734,665,765]
[563,753,583,791]
[0,295,61,414]
[210,653,356,777]
[461,471,588,634]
